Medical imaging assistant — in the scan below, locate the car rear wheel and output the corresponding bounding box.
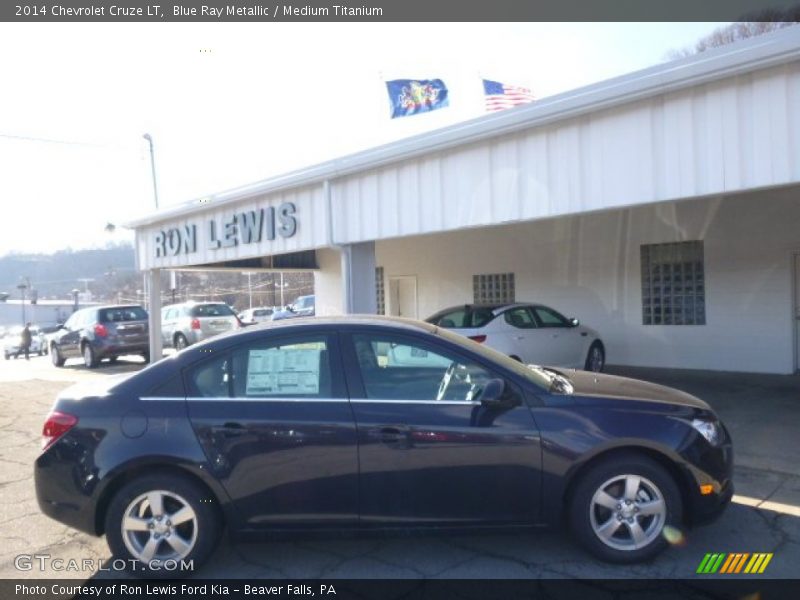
[585,343,605,372]
[105,473,221,578]
[569,453,682,563]
[51,344,65,367]
[82,343,98,369]
[174,334,188,351]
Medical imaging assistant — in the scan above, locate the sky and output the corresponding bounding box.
[0,22,725,257]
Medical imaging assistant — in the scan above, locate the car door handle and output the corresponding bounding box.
[220,422,246,436]
[373,425,410,444]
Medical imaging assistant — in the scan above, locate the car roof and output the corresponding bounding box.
[433,303,540,316]
[195,314,437,346]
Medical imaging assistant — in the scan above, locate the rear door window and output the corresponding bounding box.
[191,304,235,318]
[231,335,336,399]
[504,307,537,329]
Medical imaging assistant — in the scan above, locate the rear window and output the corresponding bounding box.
[99,307,148,322]
[428,306,497,329]
[191,304,235,317]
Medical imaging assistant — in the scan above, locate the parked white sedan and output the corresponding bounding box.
[426,303,605,371]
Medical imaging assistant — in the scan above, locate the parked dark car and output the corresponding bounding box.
[49,305,150,368]
[35,316,732,576]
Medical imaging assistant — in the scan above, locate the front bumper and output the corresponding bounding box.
[680,425,734,526]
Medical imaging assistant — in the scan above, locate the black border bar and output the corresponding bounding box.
[2,0,800,22]
[4,579,800,600]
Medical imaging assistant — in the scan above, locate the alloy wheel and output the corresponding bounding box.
[121,490,198,563]
[589,474,666,551]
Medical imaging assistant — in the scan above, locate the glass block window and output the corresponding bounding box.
[641,241,705,326]
[375,266,385,315]
[473,273,515,304]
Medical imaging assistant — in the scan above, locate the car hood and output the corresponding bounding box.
[559,369,710,410]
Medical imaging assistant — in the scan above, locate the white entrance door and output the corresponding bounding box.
[795,254,800,372]
[388,276,418,319]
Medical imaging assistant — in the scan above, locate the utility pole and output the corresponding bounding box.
[242,272,255,309]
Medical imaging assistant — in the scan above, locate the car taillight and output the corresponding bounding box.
[190,318,201,330]
[468,335,487,344]
[42,411,78,451]
[94,324,108,337]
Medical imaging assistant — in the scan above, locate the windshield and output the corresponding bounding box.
[432,325,553,390]
[100,307,148,322]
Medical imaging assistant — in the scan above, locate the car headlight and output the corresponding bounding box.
[691,418,723,446]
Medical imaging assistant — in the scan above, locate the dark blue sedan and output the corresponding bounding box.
[35,316,733,576]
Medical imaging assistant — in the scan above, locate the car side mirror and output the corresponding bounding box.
[478,378,520,408]
[570,318,580,327]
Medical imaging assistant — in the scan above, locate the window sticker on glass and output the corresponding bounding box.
[246,347,321,396]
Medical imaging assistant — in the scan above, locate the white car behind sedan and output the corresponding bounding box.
[426,303,605,371]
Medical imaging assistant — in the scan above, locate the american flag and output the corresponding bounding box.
[482,79,535,112]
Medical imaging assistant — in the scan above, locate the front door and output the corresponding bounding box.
[184,331,359,530]
[344,330,542,527]
[388,276,418,319]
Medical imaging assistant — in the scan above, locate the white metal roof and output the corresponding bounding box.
[125,26,800,230]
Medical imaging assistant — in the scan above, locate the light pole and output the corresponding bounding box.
[242,272,255,309]
[16,280,28,325]
[143,133,159,209]
[142,133,160,312]
[71,288,80,313]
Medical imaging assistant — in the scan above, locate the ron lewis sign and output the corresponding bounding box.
[154,202,297,259]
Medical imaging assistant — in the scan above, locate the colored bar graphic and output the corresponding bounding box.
[734,553,750,573]
[697,552,773,574]
[758,553,773,573]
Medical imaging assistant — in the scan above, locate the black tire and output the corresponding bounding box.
[584,342,605,372]
[51,344,65,367]
[108,356,119,364]
[569,453,682,563]
[174,334,188,351]
[82,343,99,369]
[104,472,221,578]
[509,355,523,362]
[142,352,151,363]
[3,353,8,361]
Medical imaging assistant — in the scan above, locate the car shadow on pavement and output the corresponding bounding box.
[89,498,800,580]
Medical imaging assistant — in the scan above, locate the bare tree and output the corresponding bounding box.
[667,9,799,59]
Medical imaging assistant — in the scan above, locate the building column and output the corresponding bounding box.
[147,268,163,362]
[340,242,377,314]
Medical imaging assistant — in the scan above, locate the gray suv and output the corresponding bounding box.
[50,305,150,368]
[161,301,241,350]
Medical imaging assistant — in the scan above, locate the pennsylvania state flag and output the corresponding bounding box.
[385,78,449,118]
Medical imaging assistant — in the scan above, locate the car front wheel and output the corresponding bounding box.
[569,453,682,563]
[105,473,221,578]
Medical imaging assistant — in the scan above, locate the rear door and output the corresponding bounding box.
[184,330,359,530]
[343,329,542,527]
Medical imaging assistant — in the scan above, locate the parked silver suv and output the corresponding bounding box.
[161,301,240,350]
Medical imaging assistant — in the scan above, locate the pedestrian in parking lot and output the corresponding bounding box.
[15,323,32,360]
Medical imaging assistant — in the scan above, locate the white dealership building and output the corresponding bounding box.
[127,28,800,374]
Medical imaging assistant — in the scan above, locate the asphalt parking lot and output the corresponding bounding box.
[1,354,798,580]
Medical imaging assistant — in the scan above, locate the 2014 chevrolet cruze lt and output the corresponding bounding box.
[35,316,733,576]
